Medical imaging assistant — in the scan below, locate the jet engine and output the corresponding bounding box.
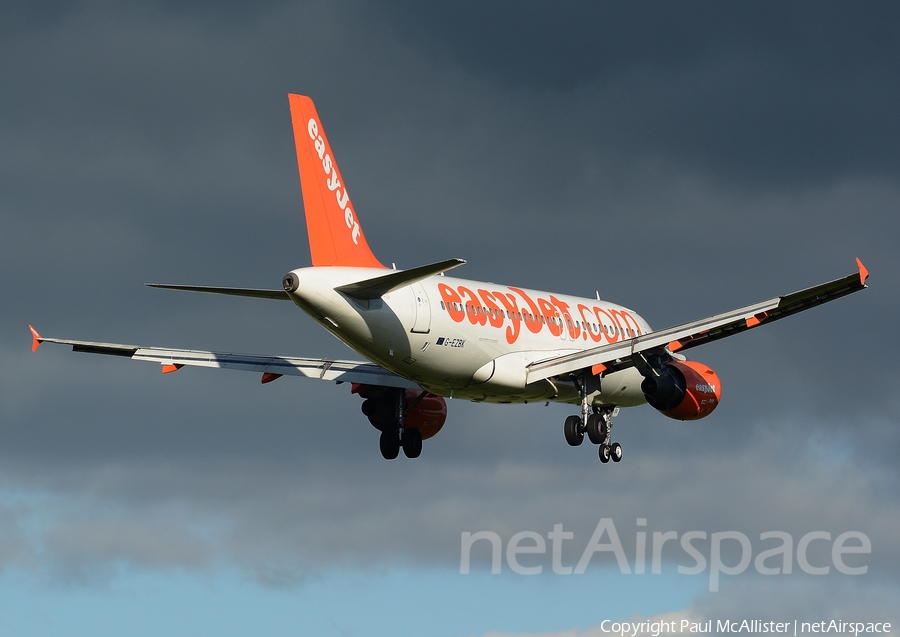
[640,360,722,421]
[353,385,447,439]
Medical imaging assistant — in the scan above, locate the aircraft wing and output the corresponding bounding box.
[28,328,418,389]
[526,258,869,383]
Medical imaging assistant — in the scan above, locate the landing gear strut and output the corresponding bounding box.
[563,372,623,464]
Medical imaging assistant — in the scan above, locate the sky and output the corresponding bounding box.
[1,1,899,635]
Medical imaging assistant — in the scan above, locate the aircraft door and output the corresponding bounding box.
[410,282,431,333]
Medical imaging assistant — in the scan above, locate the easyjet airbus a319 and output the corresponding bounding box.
[30,94,869,462]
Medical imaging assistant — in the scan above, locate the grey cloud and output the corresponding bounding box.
[42,514,211,584]
[2,418,896,587]
[378,2,900,184]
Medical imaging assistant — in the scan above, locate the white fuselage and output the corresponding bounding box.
[286,266,651,407]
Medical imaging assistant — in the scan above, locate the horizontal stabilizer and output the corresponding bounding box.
[335,258,466,300]
[146,284,290,300]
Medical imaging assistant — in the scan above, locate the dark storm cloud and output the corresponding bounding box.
[0,0,898,623]
[379,1,900,184]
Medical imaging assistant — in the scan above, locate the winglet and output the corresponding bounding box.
[856,257,869,286]
[161,364,183,374]
[28,325,42,352]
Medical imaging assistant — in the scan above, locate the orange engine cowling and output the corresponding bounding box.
[353,385,447,440]
[640,360,722,421]
[404,390,447,440]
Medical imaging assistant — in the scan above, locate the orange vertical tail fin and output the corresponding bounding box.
[288,94,386,269]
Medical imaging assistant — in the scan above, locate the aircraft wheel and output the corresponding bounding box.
[402,427,423,459]
[599,444,611,463]
[379,429,400,460]
[564,415,584,446]
[586,413,607,444]
[610,442,622,462]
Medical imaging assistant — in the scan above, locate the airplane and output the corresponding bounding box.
[29,94,870,463]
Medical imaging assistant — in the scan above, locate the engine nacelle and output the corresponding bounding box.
[641,360,721,421]
[354,385,447,440]
[404,391,447,440]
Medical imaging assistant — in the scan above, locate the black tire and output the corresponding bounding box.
[610,442,622,462]
[564,415,584,446]
[402,427,423,459]
[586,414,603,444]
[599,444,611,463]
[379,429,400,460]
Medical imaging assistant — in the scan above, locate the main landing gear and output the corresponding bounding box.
[363,387,426,460]
[563,374,623,463]
[379,427,422,460]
